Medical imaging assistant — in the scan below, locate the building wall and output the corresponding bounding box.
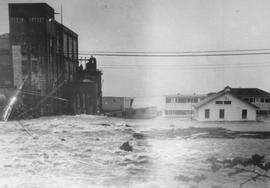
[239,96,270,114]
[195,94,257,121]
[102,97,133,112]
[165,95,205,117]
[67,81,99,115]
[8,3,78,116]
[0,34,13,87]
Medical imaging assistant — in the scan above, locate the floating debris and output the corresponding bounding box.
[120,141,133,152]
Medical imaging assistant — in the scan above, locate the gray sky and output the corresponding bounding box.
[1,0,270,97]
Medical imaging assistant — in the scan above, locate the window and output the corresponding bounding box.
[216,101,223,104]
[250,98,254,103]
[166,97,171,103]
[255,98,260,102]
[260,98,265,103]
[31,60,38,73]
[266,98,270,103]
[242,109,247,119]
[224,101,231,104]
[219,109,225,119]
[205,109,210,119]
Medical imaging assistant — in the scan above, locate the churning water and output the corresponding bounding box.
[0,115,269,188]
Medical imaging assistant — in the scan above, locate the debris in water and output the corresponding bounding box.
[85,149,92,152]
[120,141,133,152]
[101,123,111,126]
[133,132,146,139]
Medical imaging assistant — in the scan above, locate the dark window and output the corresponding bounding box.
[258,110,267,115]
[31,60,38,73]
[22,60,28,75]
[224,101,231,104]
[244,98,249,102]
[216,101,223,104]
[166,97,171,103]
[260,98,265,103]
[250,98,254,103]
[219,109,225,119]
[266,98,270,103]
[205,109,210,119]
[242,109,247,119]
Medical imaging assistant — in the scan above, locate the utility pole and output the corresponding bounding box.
[61,4,63,24]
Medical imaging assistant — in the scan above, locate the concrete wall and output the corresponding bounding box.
[195,93,257,121]
[0,34,13,87]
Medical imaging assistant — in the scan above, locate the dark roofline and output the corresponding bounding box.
[230,88,270,96]
[194,88,258,109]
[54,21,78,37]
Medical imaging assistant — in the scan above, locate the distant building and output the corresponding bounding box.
[164,94,205,117]
[102,96,158,119]
[102,96,133,114]
[194,87,258,121]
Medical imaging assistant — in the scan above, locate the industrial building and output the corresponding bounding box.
[0,3,102,119]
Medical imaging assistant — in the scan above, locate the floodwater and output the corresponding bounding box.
[0,115,269,188]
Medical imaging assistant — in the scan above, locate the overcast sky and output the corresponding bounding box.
[1,0,270,97]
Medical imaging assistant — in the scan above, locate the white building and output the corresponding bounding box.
[193,87,258,121]
[164,94,205,118]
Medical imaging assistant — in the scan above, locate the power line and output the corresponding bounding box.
[78,48,270,54]
[58,48,270,57]
[58,49,270,57]
[98,63,270,70]
[78,51,270,57]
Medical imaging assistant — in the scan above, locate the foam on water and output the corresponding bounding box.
[0,115,270,187]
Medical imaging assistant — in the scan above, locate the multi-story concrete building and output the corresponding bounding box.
[0,3,103,119]
[7,3,78,116]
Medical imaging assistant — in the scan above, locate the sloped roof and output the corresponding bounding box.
[230,88,270,97]
[194,87,258,109]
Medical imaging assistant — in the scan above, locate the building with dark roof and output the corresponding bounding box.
[229,87,270,115]
[194,87,258,121]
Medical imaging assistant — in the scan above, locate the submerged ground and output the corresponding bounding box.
[0,115,269,188]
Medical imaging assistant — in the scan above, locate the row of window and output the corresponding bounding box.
[204,109,247,119]
[215,101,232,104]
[165,110,193,115]
[166,97,203,103]
[243,97,270,103]
[10,17,45,24]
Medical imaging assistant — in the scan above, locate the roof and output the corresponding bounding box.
[230,88,270,97]
[165,94,206,98]
[194,87,258,109]
[103,96,133,100]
